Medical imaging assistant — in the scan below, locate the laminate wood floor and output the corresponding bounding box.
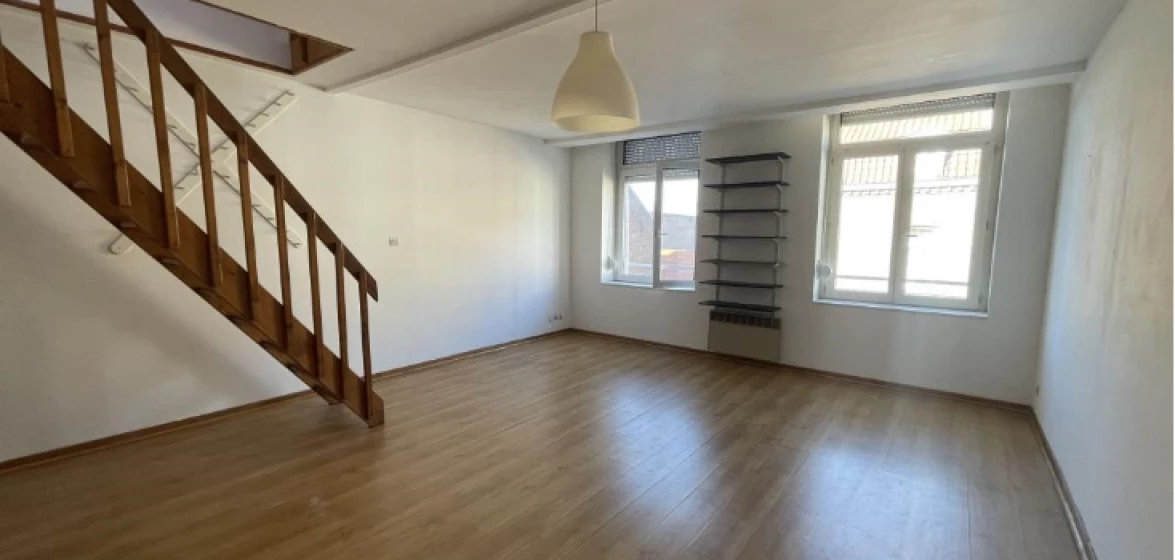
[0,331,1079,560]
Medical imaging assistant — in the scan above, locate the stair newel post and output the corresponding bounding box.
[334,243,349,400]
[359,272,374,424]
[273,175,295,350]
[236,132,260,318]
[0,30,11,104]
[194,83,221,290]
[93,0,130,207]
[145,29,179,252]
[39,0,74,157]
[306,213,326,382]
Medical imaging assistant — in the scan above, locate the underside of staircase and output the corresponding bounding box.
[0,0,383,426]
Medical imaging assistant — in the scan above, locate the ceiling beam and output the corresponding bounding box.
[326,0,608,93]
[545,61,1087,147]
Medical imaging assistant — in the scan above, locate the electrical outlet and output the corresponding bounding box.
[388,238,399,247]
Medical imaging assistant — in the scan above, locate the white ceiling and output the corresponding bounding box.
[207,0,1127,141]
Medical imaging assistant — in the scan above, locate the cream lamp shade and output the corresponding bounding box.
[551,30,640,132]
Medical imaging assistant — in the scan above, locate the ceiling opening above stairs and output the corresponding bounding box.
[0,0,348,74]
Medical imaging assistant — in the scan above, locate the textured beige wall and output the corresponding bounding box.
[1035,0,1173,557]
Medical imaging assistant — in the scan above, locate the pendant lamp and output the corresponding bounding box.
[551,0,639,132]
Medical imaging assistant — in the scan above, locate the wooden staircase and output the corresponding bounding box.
[0,0,384,426]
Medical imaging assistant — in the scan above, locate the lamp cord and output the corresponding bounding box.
[594,0,598,31]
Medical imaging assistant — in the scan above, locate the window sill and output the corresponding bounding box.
[602,280,696,293]
[813,298,988,318]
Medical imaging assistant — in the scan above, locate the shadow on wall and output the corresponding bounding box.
[0,169,298,461]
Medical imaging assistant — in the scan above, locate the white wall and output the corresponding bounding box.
[1034,0,1172,557]
[570,85,1070,404]
[0,16,570,462]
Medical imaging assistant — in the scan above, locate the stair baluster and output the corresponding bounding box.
[335,244,349,400]
[235,133,261,318]
[194,83,221,290]
[306,213,326,381]
[273,175,295,349]
[360,272,374,424]
[145,29,179,252]
[92,0,130,207]
[39,0,74,157]
[0,30,11,104]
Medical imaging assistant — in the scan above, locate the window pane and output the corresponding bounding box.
[903,148,983,299]
[833,156,899,293]
[620,175,656,281]
[659,168,699,282]
[841,109,993,144]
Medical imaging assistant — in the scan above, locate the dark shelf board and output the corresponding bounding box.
[702,208,788,215]
[706,152,792,165]
[699,280,783,289]
[699,300,781,312]
[703,180,789,190]
[702,259,781,267]
[702,235,787,240]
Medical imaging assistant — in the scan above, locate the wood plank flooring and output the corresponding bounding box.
[0,331,1079,559]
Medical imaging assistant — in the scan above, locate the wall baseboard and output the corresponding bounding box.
[568,328,1032,413]
[373,328,572,382]
[0,391,312,475]
[1031,413,1099,560]
[0,329,573,475]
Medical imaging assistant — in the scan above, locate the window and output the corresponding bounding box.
[818,94,1006,312]
[610,132,701,288]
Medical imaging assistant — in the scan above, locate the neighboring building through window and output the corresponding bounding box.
[818,94,1007,312]
[611,132,701,288]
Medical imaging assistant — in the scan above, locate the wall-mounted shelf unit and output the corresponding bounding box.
[703,180,789,190]
[699,280,784,289]
[706,152,791,165]
[702,209,789,215]
[701,234,788,240]
[701,259,780,267]
[699,150,790,335]
[699,300,781,313]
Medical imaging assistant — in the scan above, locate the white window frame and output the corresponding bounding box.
[611,144,701,290]
[817,93,1008,313]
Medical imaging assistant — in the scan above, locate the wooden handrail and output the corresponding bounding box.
[39,0,74,157]
[194,83,221,288]
[104,0,378,300]
[93,0,130,207]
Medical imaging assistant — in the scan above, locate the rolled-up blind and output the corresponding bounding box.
[622,132,701,165]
